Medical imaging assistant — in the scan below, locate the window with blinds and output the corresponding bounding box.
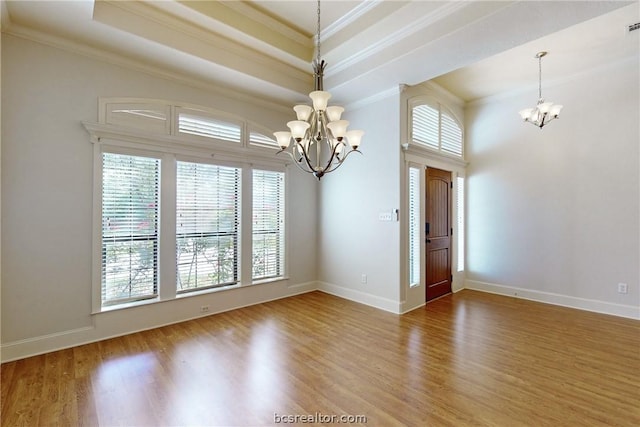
[101,153,159,306]
[411,102,463,157]
[408,167,421,287]
[176,162,240,292]
[252,170,285,280]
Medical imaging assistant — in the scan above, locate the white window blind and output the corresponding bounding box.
[411,102,463,157]
[176,161,240,292]
[456,176,465,272]
[101,153,159,306]
[249,131,278,148]
[441,112,463,156]
[408,167,421,287]
[412,105,439,150]
[252,170,285,280]
[178,113,242,143]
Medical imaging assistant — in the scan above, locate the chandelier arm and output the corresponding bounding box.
[279,146,319,175]
[323,148,362,174]
[297,139,318,174]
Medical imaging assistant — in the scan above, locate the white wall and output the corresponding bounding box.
[1,34,318,360]
[317,93,402,312]
[465,57,640,318]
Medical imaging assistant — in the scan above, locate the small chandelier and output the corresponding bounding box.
[518,51,563,129]
[274,0,363,180]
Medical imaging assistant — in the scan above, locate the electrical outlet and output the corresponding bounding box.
[200,305,210,313]
[617,283,628,294]
[361,274,367,284]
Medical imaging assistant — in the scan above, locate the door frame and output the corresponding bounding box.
[400,154,466,312]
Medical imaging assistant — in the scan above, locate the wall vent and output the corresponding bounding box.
[629,22,640,32]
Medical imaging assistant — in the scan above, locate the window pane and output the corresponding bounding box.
[102,153,159,306]
[441,112,463,156]
[178,113,242,143]
[408,167,421,287]
[249,131,279,148]
[456,176,465,272]
[176,162,240,292]
[253,170,285,280]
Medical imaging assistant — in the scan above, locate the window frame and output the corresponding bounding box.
[407,96,465,161]
[86,99,290,313]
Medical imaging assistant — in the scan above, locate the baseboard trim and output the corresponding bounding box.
[465,279,640,320]
[1,281,318,363]
[317,282,401,314]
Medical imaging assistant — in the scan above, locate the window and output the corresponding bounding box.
[89,99,290,311]
[411,101,463,157]
[252,169,285,280]
[456,176,465,272]
[176,162,240,292]
[408,167,421,287]
[101,153,160,306]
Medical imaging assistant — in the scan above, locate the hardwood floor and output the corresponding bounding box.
[2,290,639,426]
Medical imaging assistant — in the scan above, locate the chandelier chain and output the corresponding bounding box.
[538,54,542,100]
[316,0,321,64]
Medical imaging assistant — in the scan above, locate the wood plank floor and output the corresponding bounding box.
[2,290,639,426]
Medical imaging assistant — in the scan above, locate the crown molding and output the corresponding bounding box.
[326,1,468,77]
[320,0,383,42]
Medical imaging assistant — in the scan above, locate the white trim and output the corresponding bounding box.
[321,0,384,42]
[1,281,319,363]
[327,1,467,77]
[465,279,640,320]
[402,143,468,170]
[83,122,290,169]
[317,281,401,314]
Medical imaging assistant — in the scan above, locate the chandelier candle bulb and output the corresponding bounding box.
[326,106,344,121]
[294,105,313,121]
[346,130,364,149]
[309,91,331,111]
[274,131,292,149]
[287,120,310,141]
[327,120,349,139]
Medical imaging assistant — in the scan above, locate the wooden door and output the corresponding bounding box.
[425,167,452,301]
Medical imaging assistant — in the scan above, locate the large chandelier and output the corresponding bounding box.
[274,0,363,180]
[518,51,563,129]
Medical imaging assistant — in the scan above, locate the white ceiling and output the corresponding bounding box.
[2,1,638,106]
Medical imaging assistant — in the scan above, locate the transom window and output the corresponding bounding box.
[410,101,463,157]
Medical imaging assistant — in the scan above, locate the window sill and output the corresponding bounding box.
[93,278,289,314]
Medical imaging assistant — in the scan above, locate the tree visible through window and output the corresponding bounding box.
[101,153,159,306]
[252,170,285,280]
[176,162,240,292]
